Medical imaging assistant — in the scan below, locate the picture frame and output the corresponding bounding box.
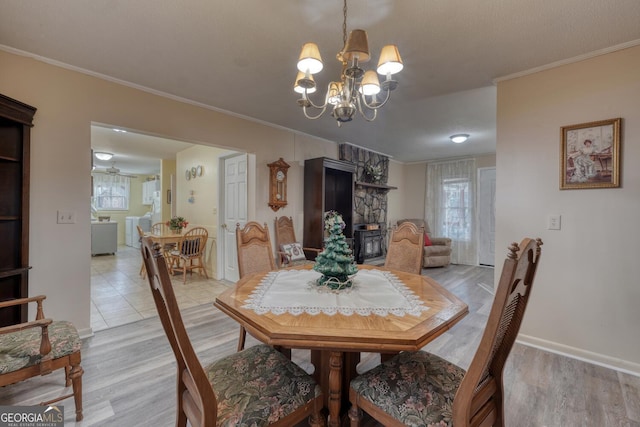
[560,118,621,190]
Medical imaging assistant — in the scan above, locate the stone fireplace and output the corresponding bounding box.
[339,143,396,263]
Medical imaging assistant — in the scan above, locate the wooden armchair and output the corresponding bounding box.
[137,225,147,279]
[349,238,543,427]
[235,221,277,351]
[0,296,83,421]
[170,226,209,284]
[384,221,424,275]
[274,216,321,268]
[398,218,452,267]
[140,236,325,427]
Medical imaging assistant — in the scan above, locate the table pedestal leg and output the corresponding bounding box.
[311,350,361,426]
[328,351,342,427]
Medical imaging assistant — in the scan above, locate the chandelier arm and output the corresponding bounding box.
[356,96,378,122]
[302,86,332,110]
[302,104,328,120]
[360,88,392,110]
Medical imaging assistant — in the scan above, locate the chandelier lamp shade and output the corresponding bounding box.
[294,0,403,126]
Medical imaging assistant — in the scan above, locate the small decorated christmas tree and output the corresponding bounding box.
[313,210,358,290]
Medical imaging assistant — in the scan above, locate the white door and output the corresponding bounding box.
[221,154,247,282]
[478,167,496,266]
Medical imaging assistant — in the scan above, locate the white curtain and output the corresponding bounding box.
[425,158,477,265]
[92,173,131,210]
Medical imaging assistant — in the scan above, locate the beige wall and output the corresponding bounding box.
[496,45,640,372]
[175,144,236,276]
[0,50,337,335]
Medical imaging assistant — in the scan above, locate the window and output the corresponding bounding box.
[442,178,471,241]
[92,174,131,210]
[425,158,477,265]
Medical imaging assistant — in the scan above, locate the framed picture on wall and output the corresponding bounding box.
[560,118,621,190]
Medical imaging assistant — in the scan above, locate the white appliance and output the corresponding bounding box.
[150,191,162,225]
[91,221,118,256]
[125,216,152,248]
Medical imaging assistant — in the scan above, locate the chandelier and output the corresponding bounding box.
[294,0,403,126]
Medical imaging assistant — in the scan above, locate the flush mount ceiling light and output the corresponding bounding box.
[294,0,403,127]
[94,152,113,161]
[450,134,470,144]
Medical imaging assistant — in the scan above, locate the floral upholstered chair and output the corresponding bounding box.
[0,296,83,421]
[140,236,325,427]
[348,238,543,427]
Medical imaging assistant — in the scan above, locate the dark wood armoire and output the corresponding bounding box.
[0,94,36,326]
[303,157,355,257]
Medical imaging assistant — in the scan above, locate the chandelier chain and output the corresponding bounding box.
[342,0,348,48]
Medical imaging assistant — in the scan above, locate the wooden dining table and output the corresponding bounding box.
[144,230,185,246]
[214,265,468,426]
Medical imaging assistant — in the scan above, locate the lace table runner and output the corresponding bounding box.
[243,269,429,317]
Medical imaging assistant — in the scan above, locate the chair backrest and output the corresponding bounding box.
[384,222,424,274]
[275,216,297,248]
[179,226,208,257]
[236,221,276,279]
[151,222,166,234]
[453,237,543,426]
[136,225,145,238]
[140,236,217,426]
[398,218,431,235]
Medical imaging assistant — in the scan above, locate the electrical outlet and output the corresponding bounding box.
[547,214,561,230]
[57,210,76,224]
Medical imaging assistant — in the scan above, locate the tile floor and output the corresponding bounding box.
[90,244,232,331]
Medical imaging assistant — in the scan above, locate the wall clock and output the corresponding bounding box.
[267,157,290,211]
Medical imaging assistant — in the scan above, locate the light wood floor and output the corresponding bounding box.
[2,264,639,426]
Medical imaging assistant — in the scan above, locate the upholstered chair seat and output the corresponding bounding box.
[207,344,322,425]
[0,321,81,374]
[350,351,465,426]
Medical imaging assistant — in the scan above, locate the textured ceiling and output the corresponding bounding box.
[2,0,640,163]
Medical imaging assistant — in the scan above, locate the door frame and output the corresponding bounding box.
[476,166,496,267]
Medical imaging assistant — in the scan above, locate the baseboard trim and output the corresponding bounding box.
[517,334,640,378]
[78,327,94,340]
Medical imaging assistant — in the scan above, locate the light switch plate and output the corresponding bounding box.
[547,214,561,230]
[57,210,76,224]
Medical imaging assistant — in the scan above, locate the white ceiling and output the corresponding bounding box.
[2,1,640,163]
[91,124,194,175]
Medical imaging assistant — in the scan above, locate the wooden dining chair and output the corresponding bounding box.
[136,225,147,279]
[274,216,321,268]
[0,296,84,421]
[383,221,424,275]
[139,236,325,427]
[349,237,543,427]
[235,221,277,351]
[170,226,209,285]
